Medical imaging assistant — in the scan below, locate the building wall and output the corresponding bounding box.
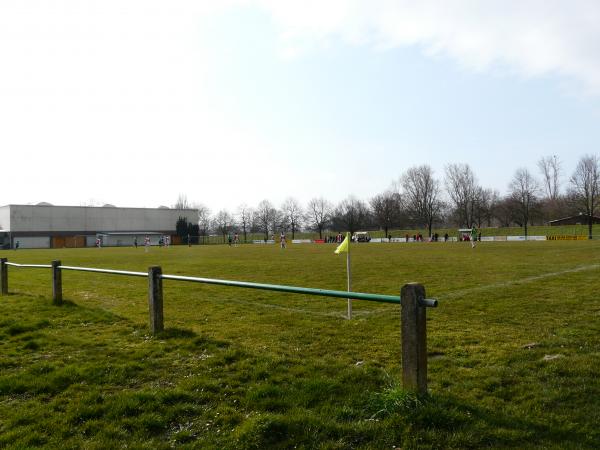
[15,236,51,249]
[0,206,10,231]
[7,205,197,233]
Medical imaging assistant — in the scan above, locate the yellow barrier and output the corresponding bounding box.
[546,235,588,241]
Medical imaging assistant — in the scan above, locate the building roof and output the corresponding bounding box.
[1,204,196,212]
[548,213,600,224]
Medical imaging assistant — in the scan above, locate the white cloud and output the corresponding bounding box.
[257,0,600,95]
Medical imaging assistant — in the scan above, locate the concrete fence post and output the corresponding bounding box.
[401,283,428,394]
[148,266,164,334]
[0,258,7,296]
[52,260,62,305]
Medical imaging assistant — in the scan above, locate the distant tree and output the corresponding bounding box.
[236,204,253,243]
[493,196,519,227]
[538,155,562,201]
[370,190,401,238]
[400,165,443,237]
[569,154,600,239]
[537,155,564,222]
[444,163,479,227]
[173,194,190,210]
[213,210,235,243]
[176,216,189,242]
[306,197,332,239]
[188,223,200,244]
[509,168,540,237]
[255,200,278,241]
[331,196,369,235]
[195,204,211,243]
[473,188,500,228]
[281,197,303,239]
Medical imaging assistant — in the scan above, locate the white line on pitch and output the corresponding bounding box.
[223,297,348,318]
[440,263,600,300]
[355,262,600,318]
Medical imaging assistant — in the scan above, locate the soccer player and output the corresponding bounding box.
[470,226,477,248]
[280,232,286,249]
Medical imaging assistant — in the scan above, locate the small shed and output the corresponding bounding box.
[458,228,475,241]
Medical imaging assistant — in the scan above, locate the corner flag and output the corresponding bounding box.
[334,232,352,319]
[334,232,350,254]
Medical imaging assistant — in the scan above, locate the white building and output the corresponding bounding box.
[0,203,198,249]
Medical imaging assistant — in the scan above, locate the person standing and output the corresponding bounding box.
[144,235,150,252]
[134,236,138,248]
[470,226,477,248]
[280,232,286,249]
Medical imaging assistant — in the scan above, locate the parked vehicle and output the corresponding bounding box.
[352,231,371,242]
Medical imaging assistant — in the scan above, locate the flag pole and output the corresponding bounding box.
[334,232,352,320]
[346,248,352,320]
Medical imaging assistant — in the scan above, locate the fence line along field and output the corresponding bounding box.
[1,241,600,448]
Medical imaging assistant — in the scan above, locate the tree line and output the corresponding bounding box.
[174,154,600,241]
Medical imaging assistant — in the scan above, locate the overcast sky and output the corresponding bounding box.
[2,1,600,213]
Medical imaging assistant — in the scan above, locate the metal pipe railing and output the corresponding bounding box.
[5,262,52,268]
[161,274,403,304]
[59,265,148,278]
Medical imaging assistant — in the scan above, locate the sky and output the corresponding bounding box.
[2,0,600,213]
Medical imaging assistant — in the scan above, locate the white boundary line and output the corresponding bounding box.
[221,297,349,319]
[440,263,600,300]
[353,262,600,318]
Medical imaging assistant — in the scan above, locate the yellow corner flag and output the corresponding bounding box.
[334,232,350,254]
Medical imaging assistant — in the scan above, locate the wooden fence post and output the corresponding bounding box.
[0,258,7,296]
[52,260,62,305]
[401,283,428,394]
[148,266,164,334]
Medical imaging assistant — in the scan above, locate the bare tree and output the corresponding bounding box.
[173,193,190,210]
[538,155,562,201]
[444,163,479,227]
[509,168,540,237]
[281,197,303,239]
[213,210,235,243]
[370,190,401,238]
[254,200,278,241]
[474,188,500,228]
[400,165,443,237]
[236,204,253,243]
[331,196,369,235]
[569,154,600,239]
[195,204,211,241]
[306,197,332,239]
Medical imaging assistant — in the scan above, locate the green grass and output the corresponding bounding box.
[1,242,600,448]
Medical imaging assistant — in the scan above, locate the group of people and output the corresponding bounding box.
[131,236,152,251]
[227,233,240,246]
[325,233,344,244]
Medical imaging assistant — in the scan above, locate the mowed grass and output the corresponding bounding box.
[1,241,599,449]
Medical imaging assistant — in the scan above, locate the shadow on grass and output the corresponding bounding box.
[156,327,197,339]
[405,392,598,448]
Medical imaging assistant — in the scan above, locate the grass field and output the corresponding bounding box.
[1,241,600,449]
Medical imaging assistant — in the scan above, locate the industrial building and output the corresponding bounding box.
[0,204,198,249]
